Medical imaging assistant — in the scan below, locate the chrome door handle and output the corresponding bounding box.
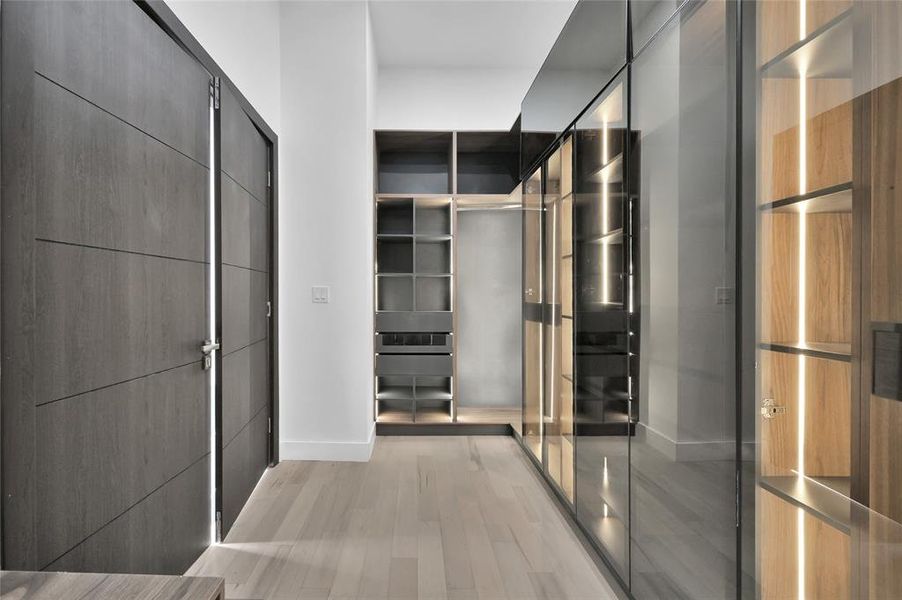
[201,339,220,370]
[201,340,220,355]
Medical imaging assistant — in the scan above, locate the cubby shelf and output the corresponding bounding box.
[761,182,852,213]
[376,386,415,402]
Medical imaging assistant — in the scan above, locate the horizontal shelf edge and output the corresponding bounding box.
[759,341,851,362]
[760,182,853,213]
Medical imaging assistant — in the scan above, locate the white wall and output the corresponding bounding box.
[167,0,281,134]
[376,67,534,131]
[278,0,376,460]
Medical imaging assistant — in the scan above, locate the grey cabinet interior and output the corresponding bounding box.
[456,208,523,408]
[373,129,523,425]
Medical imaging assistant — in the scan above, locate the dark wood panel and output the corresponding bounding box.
[221,173,268,272]
[35,242,206,404]
[222,340,269,446]
[34,75,207,261]
[1,0,39,569]
[221,409,269,537]
[35,362,207,568]
[221,264,268,356]
[32,0,210,164]
[220,84,268,203]
[44,456,211,576]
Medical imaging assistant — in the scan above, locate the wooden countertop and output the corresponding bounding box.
[0,571,224,600]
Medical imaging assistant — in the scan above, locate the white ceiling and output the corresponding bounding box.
[368,0,578,69]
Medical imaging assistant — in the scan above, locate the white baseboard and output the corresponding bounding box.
[280,423,375,462]
[636,422,736,462]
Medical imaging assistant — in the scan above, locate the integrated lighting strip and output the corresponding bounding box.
[601,118,610,305]
[208,89,218,545]
[797,3,808,597]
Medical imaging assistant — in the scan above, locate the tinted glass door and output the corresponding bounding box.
[573,72,632,581]
[753,1,902,597]
[523,168,544,461]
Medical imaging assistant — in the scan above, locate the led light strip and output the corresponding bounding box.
[797,4,807,597]
[208,90,218,545]
[601,118,610,305]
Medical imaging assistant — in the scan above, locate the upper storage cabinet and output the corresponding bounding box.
[456,131,519,194]
[376,131,453,194]
[520,0,627,177]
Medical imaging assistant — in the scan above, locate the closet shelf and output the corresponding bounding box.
[415,388,453,401]
[415,406,453,423]
[759,8,851,79]
[760,341,851,362]
[591,154,624,184]
[760,476,852,534]
[583,228,624,245]
[377,193,451,200]
[376,387,415,401]
[377,408,414,423]
[761,182,852,213]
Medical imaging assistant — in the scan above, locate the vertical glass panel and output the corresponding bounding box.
[543,140,576,502]
[522,168,544,462]
[573,72,631,581]
[752,0,902,598]
[631,0,688,56]
[521,0,627,176]
[632,1,737,598]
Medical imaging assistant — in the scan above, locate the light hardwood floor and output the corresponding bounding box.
[186,436,619,600]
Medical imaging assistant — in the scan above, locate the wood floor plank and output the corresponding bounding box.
[389,557,419,600]
[417,521,448,600]
[186,436,618,599]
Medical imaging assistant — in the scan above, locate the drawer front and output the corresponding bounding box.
[375,354,452,376]
[375,333,452,354]
[375,311,453,333]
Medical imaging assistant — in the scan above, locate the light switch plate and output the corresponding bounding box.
[312,286,330,304]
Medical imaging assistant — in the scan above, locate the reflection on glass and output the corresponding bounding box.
[630,0,688,56]
[522,169,544,462]
[542,140,576,502]
[521,0,627,174]
[632,1,737,597]
[573,72,632,580]
[754,0,902,598]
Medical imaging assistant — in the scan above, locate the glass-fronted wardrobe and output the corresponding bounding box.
[518,0,902,597]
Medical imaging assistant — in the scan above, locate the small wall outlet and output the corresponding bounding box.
[312,286,330,304]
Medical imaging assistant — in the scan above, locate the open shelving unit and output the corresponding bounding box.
[374,129,520,427]
[756,2,861,596]
[375,193,454,423]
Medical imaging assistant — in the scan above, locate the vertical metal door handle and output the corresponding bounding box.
[201,339,220,370]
